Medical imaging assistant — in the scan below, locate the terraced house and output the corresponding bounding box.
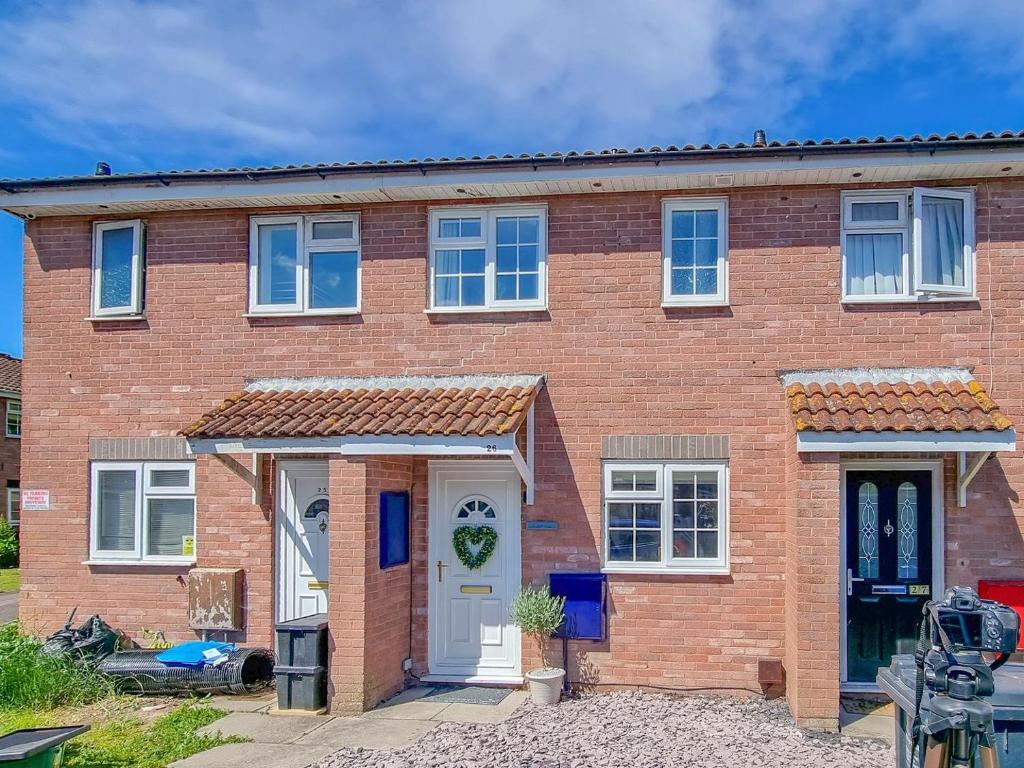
[3,129,1024,730]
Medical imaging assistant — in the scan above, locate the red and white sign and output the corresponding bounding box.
[21,490,50,511]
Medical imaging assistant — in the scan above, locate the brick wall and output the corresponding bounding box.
[17,179,1024,722]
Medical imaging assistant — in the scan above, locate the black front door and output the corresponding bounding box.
[845,470,933,683]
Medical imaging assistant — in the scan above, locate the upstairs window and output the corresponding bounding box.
[662,198,728,306]
[841,188,975,302]
[428,206,547,311]
[90,461,196,563]
[5,401,19,438]
[249,214,361,315]
[92,220,145,317]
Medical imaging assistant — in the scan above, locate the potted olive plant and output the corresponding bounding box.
[509,586,567,705]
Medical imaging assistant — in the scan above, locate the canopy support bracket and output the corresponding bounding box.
[213,454,263,506]
[957,451,990,508]
[511,403,536,506]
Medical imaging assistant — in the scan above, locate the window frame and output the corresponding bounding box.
[602,461,729,575]
[248,213,361,316]
[840,188,976,303]
[6,487,18,528]
[89,461,196,565]
[91,220,146,317]
[661,197,729,307]
[5,400,20,439]
[427,204,548,312]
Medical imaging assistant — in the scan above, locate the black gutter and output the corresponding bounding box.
[2,137,1024,193]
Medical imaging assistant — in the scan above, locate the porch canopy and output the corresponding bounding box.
[782,367,1016,506]
[180,373,544,502]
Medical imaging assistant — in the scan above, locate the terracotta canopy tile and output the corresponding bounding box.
[180,374,544,440]
[782,368,1013,434]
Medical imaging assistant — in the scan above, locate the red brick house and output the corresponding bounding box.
[0,354,20,530]
[2,130,1023,730]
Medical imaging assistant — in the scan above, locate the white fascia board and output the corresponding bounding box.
[796,429,1017,453]
[186,433,517,456]
[8,149,1024,212]
[0,391,20,400]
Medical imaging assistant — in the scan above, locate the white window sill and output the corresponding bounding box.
[841,294,979,305]
[85,315,146,322]
[425,305,548,315]
[5,434,19,440]
[601,565,730,576]
[83,559,196,568]
[244,309,360,318]
[661,299,730,309]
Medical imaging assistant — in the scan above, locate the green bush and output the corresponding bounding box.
[0,520,17,569]
[509,585,565,670]
[0,623,113,709]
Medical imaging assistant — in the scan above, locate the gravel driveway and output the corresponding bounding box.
[309,691,894,768]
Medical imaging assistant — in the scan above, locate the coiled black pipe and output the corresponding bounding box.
[96,648,275,695]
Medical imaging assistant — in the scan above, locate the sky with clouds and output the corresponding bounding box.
[1,0,1023,356]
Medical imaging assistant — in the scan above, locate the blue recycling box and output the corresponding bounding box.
[549,573,606,641]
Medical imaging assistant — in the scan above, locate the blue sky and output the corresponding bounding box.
[1,0,1023,358]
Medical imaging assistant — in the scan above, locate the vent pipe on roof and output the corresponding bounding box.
[95,161,111,176]
[753,129,767,148]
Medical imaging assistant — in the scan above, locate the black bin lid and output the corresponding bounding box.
[0,726,89,761]
[275,613,328,631]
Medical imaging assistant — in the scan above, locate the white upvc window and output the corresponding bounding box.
[6,487,18,527]
[603,462,729,574]
[90,461,196,564]
[662,198,728,307]
[92,220,145,317]
[5,401,20,438]
[841,188,976,302]
[428,205,547,312]
[249,213,361,315]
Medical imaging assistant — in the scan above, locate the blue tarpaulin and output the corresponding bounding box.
[156,641,236,668]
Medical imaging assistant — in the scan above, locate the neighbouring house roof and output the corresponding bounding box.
[781,367,1012,434]
[0,354,21,395]
[180,374,544,440]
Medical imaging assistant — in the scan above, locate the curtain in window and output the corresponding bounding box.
[847,233,902,295]
[920,195,964,287]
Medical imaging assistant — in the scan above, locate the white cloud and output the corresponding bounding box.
[0,0,1019,167]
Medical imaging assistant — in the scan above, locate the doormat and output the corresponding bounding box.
[423,685,514,705]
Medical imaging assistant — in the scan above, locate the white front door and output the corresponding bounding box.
[428,461,521,681]
[276,461,330,623]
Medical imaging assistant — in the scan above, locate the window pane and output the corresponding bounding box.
[672,476,695,499]
[846,233,902,296]
[309,250,358,309]
[608,530,634,561]
[497,246,518,273]
[99,226,135,309]
[695,239,718,267]
[8,491,19,526]
[851,201,900,222]
[439,218,481,238]
[311,220,353,240]
[696,501,718,529]
[147,498,195,557]
[150,468,191,488]
[435,276,459,306]
[518,274,538,300]
[461,276,485,306]
[695,269,718,294]
[857,482,879,579]
[635,503,660,528]
[518,245,539,272]
[695,210,718,238]
[671,239,694,268]
[673,501,694,529]
[436,250,460,275]
[496,218,518,244]
[461,249,485,274]
[607,503,634,528]
[897,482,919,580]
[696,531,718,558]
[257,224,297,305]
[97,470,136,551]
[696,474,718,499]
[920,195,965,287]
[496,275,517,301]
[671,269,694,295]
[673,530,694,558]
[635,531,660,562]
[612,470,656,492]
[518,217,539,244]
[671,210,694,238]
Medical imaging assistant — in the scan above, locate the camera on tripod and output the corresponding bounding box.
[911,586,1020,768]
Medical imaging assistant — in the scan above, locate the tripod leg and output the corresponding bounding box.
[977,744,999,768]
[922,735,949,768]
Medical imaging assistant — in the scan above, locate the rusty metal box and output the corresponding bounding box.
[188,568,244,631]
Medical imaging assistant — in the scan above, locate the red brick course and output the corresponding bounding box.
[17,179,1024,726]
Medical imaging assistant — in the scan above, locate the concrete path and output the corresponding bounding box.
[171,688,527,768]
[0,591,17,624]
[839,697,895,742]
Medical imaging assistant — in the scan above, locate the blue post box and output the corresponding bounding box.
[549,572,607,641]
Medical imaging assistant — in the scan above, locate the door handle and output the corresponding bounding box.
[847,568,864,596]
[436,560,448,583]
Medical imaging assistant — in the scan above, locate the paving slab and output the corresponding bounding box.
[292,716,439,749]
[198,712,329,743]
[363,699,451,720]
[204,693,276,713]
[840,709,895,742]
[169,743,336,768]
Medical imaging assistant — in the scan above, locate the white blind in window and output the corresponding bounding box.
[98,470,136,551]
[147,498,195,556]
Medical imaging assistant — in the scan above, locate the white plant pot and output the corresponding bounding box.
[526,667,565,705]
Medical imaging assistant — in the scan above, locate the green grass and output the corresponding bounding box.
[0,701,243,768]
[0,569,18,593]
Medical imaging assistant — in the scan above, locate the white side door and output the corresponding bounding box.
[428,461,521,681]
[276,461,330,623]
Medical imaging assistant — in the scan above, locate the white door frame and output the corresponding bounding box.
[838,459,945,692]
[426,459,522,683]
[275,459,330,624]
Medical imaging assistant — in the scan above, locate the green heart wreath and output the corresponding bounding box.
[452,525,498,570]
